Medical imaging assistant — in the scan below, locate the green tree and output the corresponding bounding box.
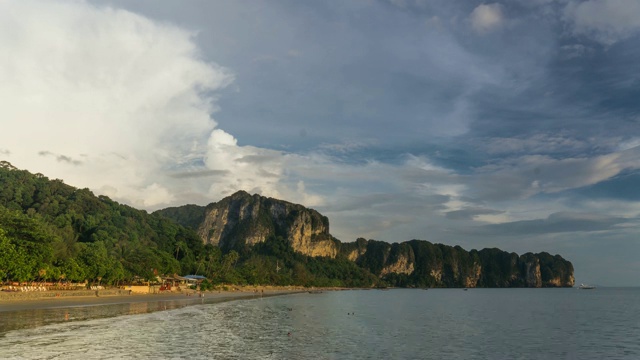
[0,228,18,280]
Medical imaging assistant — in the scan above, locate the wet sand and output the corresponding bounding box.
[0,290,295,313]
[0,290,305,335]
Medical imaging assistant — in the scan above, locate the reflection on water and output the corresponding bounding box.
[128,302,149,315]
[0,295,258,337]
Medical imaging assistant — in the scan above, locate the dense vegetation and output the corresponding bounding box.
[0,161,204,284]
[0,162,573,288]
[0,162,378,287]
[247,235,377,287]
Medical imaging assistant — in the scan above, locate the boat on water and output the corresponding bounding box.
[578,283,596,289]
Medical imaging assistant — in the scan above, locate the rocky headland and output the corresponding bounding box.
[156,191,575,288]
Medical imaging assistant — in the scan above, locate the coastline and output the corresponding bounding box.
[0,286,318,313]
[0,286,323,336]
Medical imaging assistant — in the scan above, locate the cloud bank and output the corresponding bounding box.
[0,0,323,209]
[0,0,233,207]
[4,1,640,287]
[1,0,636,240]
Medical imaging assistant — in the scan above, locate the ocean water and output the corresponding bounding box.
[1,288,639,359]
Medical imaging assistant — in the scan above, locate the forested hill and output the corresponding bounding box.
[158,192,575,288]
[0,162,376,287]
[0,162,574,288]
[0,161,205,283]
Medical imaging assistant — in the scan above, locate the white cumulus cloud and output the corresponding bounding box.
[0,0,326,210]
[0,0,424,219]
[204,129,286,201]
[0,0,235,208]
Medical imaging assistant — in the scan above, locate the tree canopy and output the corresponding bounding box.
[0,163,379,287]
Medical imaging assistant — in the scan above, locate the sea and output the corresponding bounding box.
[0,288,639,359]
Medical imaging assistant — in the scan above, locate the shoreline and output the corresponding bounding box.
[0,291,286,313]
[0,287,319,336]
[0,286,324,313]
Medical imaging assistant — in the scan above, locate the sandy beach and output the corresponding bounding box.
[0,287,308,313]
[0,290,300,312]
[0,287,316,336]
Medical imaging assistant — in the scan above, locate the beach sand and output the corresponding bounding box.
[0,288,311,335]
[0,290,299,312]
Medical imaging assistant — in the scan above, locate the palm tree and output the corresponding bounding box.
[174,241,187,260]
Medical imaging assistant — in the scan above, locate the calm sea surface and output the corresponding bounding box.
[1,288,639,359]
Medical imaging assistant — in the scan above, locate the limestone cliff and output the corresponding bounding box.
[156,191,338,257]
[521,254,543,288]
[156,192,574,288]
[380,254,414,277]
[339,239,574,288]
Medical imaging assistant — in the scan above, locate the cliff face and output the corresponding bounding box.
[156,191,338,257]
[157,191,574,288]
[340,239,574,288]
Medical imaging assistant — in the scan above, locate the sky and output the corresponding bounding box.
[1,0,640,286]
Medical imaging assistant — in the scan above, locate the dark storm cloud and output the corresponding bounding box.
[94,0,499,149]
[89,0,640,159]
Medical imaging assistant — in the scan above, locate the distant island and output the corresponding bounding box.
[0,161,574,288]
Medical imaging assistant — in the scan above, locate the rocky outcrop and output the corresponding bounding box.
[380,254,414,277]
[464,262,483,288]
[344,238,369,262]
[156,191,337,257]
[339,239,573,288]
[157,192,575,288]
[521,254,542,288]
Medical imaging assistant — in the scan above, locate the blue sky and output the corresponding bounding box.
[2,0,640,285]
